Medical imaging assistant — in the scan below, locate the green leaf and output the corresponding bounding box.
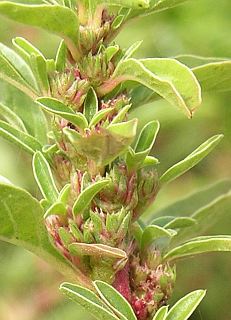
[0,81,48,144]
[0,51,37,99]
[140,58,201,116]
[105,45,120,62]
[0,102,27,132]
[160,135,223,186]
[123,40,143,60]
[58,183,71,205]
[69,243,127,260]
[148,0,189,14]
[110,105,131,125]
[174,54,228,68]
[64,119,137,167]
[12,37,49,94]
[0,42,38,92]
[164,236,231,261]
[37,97,88,129]
[60,282,119,320]
[84,88,99,123]
[31,53,50,94]
[0,120,42,154]
[89,108,113,128]
[95,0,149,9]
[193,61,231,93]
[141,225,175,251]
[135,120,160,153]
[12,36,44,65]
[0,183,86,285]
[164,217,197,229]
[99,58,201,118]
[127,0,189,20]
[94,281,137,320]
[32,151,59,203]
[55,40,67,72]
[149,180,231,220]
[166,290,206,320]
[0,2,79,59]
[73,180,110,216]
[107,118,137,136]
[44,202,66,218]
[153,306,168,320]
[171,190,231,246]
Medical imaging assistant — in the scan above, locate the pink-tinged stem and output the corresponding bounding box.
[113,263,132,303]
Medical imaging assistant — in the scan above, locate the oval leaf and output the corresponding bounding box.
[98,58,201,117]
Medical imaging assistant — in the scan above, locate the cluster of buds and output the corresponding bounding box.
[130,252,176,320]
[51,69,90,111]
[45,169,133,283]
[78,52,115,87]
[95,161,159,217]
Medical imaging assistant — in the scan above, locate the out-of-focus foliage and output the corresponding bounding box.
[0,0,230,319]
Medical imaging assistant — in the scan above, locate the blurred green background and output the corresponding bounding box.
[0,0,230,319]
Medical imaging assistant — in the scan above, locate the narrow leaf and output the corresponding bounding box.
[164,236,231,261]
[69,243,127,260]
[160,135,223,186]
[165,290,206,320]
[84,88,99,123]
[37,97,88,129]
[32,151,59,203]
[123,40,143,60]
[0,102,27,132]
[60,282,119,320]
[44,202,66,218]
[164,217,197,229]
[0,53,37,99]
[135,120,160,152]
[0,42,38,91]
[73,180,110,216]
[94,281,137,320]
[141,225,175,251]
[55,40,67,72]
[0,120,42,154]
[149,180,231,220]
[31,53,50,94]
[153,306,168,320]
[89,108,113,127]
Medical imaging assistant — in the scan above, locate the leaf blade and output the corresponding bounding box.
[160,135,223,186]
[166,290,206,320]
